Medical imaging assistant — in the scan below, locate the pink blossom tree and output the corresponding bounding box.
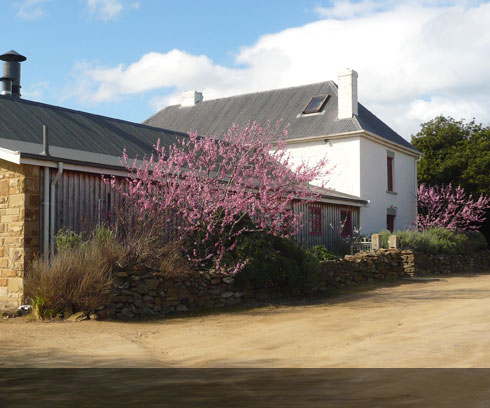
[417,183,490,231]
[111,121,329,274]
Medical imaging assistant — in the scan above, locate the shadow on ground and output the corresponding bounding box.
[1,368,490,407]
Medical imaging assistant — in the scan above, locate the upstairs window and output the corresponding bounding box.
[340,210,352,238]
[308,206,322,235]
[387,151,394,192]
[303,94,329,114]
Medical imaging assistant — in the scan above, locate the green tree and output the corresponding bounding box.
[412,116,490,196]
[412,116,490,241]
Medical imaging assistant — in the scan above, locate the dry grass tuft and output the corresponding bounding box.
[24,239,114,319]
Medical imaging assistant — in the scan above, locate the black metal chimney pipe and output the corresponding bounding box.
[0,77,13,96]
[0,50,26,98]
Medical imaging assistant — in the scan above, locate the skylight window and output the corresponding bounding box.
[303,94,329,114]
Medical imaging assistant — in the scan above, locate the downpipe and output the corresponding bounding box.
[49,162,63,258]
[42,166,49,259]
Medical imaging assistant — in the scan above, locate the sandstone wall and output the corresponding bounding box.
[102,249,490,319]
[0,161,40,309]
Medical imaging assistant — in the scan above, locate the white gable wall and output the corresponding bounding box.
[284,135,418,236]
[284,136,361,196]
[359,137,417,234]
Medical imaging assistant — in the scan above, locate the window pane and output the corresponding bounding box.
[308,206,322,235]
[303,95,329,114]
[387,157,393,191]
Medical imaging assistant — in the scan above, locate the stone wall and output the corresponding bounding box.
[102,269,245,319]
[0,161,40,310]
[102,249,490,319]
[403,250,490,277]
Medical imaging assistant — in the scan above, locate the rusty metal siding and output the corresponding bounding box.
[293,201,360,251]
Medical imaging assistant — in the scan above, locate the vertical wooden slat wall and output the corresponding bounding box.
[50,169,360,251]
[293,201,360,251]
[52,170,116,235]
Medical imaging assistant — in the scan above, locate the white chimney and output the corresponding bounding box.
[181,90,203,107]
[337,69,358,119]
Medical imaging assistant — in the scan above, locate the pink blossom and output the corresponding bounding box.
[417,183,490,231]
[109,121,329,274]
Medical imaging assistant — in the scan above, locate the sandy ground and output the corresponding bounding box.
[3,273,490,368]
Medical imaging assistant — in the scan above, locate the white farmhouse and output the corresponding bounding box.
[144,70,421,235]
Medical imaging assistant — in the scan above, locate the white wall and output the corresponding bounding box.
[284,135,418,236]
[359,137,417,234]
[285,136,361,196]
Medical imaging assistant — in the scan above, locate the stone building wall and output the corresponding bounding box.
[102,249,490,319]
[0,161,40,309]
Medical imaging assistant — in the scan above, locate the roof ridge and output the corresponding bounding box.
[165,80,338,108]
[0,95,188,137]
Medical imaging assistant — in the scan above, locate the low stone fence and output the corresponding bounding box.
[100,249,490,319]
[101,269,244,319]
[404,250,490,276]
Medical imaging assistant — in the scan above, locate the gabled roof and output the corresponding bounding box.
[144,81,419,153]
[0,95,187,169]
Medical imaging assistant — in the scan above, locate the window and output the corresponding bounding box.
[387,152,394,192]
[303,94,329,114]
[341,210,352,238]
[308,206,322,235]
[387,214,395,232]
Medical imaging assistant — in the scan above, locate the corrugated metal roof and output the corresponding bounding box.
[0,95,366,205]
[0,95,187,161]
[144,81,419,152]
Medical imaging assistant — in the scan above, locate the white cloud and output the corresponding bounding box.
[85,0,139,21]
[66,1,490,138]
[22,81,50,101]
[16,0,51,20]
[409,96,487,123]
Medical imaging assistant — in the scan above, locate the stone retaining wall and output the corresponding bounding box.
[102,249,490,319]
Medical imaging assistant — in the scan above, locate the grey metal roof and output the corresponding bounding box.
[144,81,419,153]
[0,95,187,165]
[0,95,365,205]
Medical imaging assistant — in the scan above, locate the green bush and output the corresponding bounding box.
[231,232,322,291]
[55,228,84,252]
[375,227,488,255]
[306,245,337,262]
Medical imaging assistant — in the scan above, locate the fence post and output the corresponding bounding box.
[388,235,400,249]
[371,234,380,250]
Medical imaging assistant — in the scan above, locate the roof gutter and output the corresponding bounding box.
[19,153,129,177]
[282,130,421,158]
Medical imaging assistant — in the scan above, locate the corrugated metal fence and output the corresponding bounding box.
[293,201,360,252]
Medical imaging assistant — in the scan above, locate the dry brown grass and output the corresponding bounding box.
[24,239,114,318]
[24,219,193,319]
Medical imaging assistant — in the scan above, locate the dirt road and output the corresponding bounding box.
[3,274,490,368]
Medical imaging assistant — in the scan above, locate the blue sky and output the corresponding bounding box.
[2,0,320,120]
[3,0,490,138]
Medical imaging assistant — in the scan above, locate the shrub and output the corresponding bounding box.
[55,228,84,252]
[231,232,322,291]
[26,223,193,319]
[375,227,488,255]
[306,245,337,262]
[24,238,114,318]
